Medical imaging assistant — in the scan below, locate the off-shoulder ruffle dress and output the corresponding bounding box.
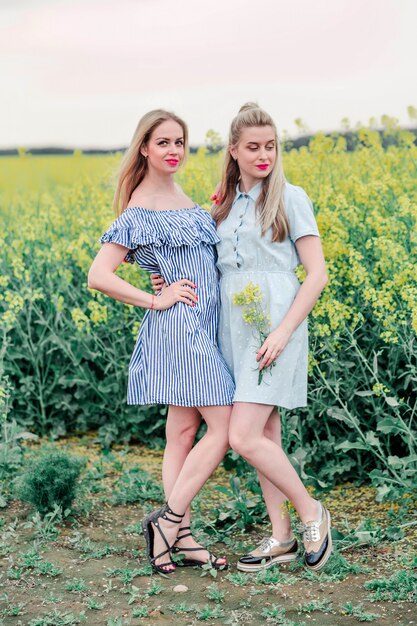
[99,205,235,407]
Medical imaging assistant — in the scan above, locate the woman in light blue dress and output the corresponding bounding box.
[213,103,332,571]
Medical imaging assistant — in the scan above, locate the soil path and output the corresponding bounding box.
[1,439,415,625]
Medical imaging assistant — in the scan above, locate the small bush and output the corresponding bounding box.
[16,449,85,515]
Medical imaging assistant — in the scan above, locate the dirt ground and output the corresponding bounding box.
[0,439,416,626]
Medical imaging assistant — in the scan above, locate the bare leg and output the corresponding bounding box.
[229,402,318,524]
[149,404,232,569]
[163,406,200,529]
[257,409,292,541]
[163,406,225,564]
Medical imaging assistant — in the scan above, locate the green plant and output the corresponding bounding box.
[65,578,88,593]
[212,475,268,532]
[194,604,225,620]
[168,601,195,614]
[15,449,85,515]
[27,610,86,625]
[125,585,141,605]
[86,598,105,610]
[225,572,249,586]
[35,560,62,577]
[299,552,368,581]
[364,569,417,603]
[106,566,151,583]
[143,579,163,596]
[261,605,307,626]
[41,593,62,605]
[205,582,225,602]
[339,601,380,621]
[69,532,124,559]
[23,504,65,542]
[261,605,287,621]
[131,605,149,618]
[106,618,131,626]
[0,602,25,617]
[297,599,334,614]
[255,568,298,586]
[110,465,162,505]
[0,369,37,481]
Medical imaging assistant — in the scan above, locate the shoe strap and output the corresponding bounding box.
[164,503,185,523]
[174,525,192,542]
[152,505,182,554]
[174,546,207,553]
[153,520,172,554]
[176,532,192,540]
[151,545,171,562]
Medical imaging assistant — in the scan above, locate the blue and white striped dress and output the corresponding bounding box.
[99,205,235,407]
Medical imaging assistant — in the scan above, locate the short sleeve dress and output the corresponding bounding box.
[99,205,235,407]
[216,182,320,409]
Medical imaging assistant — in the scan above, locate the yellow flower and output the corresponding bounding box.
[87,300,108,326]
[71,307,90,333]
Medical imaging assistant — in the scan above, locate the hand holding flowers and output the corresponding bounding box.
[256,325,292,371]
[233,281,291,384]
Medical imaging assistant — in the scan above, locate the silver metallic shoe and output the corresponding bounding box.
[237,536,298,572]
[300,502,333,571]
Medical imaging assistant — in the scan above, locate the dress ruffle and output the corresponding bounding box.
[99,206,220,264]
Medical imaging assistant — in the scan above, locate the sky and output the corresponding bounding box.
[1,0,417,148]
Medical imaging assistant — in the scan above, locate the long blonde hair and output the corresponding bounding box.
[113,110,189,215]
[212,103,288,242]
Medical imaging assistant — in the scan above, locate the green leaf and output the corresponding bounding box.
[327,407,359,428]
[335,440,368,451]
[385,396,399,407]
[387,455,403,469]
[365,431,380,447]
[385,525,405,541]
[377,417,406,435]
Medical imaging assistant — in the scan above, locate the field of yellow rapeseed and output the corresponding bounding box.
[0,129,416,497]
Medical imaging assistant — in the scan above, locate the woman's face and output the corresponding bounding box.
[142,119,185,174]
[230,125,276,185]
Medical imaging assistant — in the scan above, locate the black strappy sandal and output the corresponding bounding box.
[142,503,184,575]
[172,526,228,570]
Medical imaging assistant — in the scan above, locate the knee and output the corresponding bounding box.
[229,429,254,459]
[166,422,198,451]
[206,425,230,455]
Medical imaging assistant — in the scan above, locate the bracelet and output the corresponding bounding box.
[150,295,155,310]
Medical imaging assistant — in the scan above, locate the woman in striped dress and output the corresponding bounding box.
[88,110,234,573]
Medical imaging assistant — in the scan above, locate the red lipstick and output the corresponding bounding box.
[166,159,179,166]
[256,164,269,170]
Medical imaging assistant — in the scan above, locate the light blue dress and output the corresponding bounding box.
[216,182,320,409]
[99,206,235,407]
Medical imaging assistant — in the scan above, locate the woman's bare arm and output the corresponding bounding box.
[88,243,197,310]
[276,235,328,335]
[257,235,327,369]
